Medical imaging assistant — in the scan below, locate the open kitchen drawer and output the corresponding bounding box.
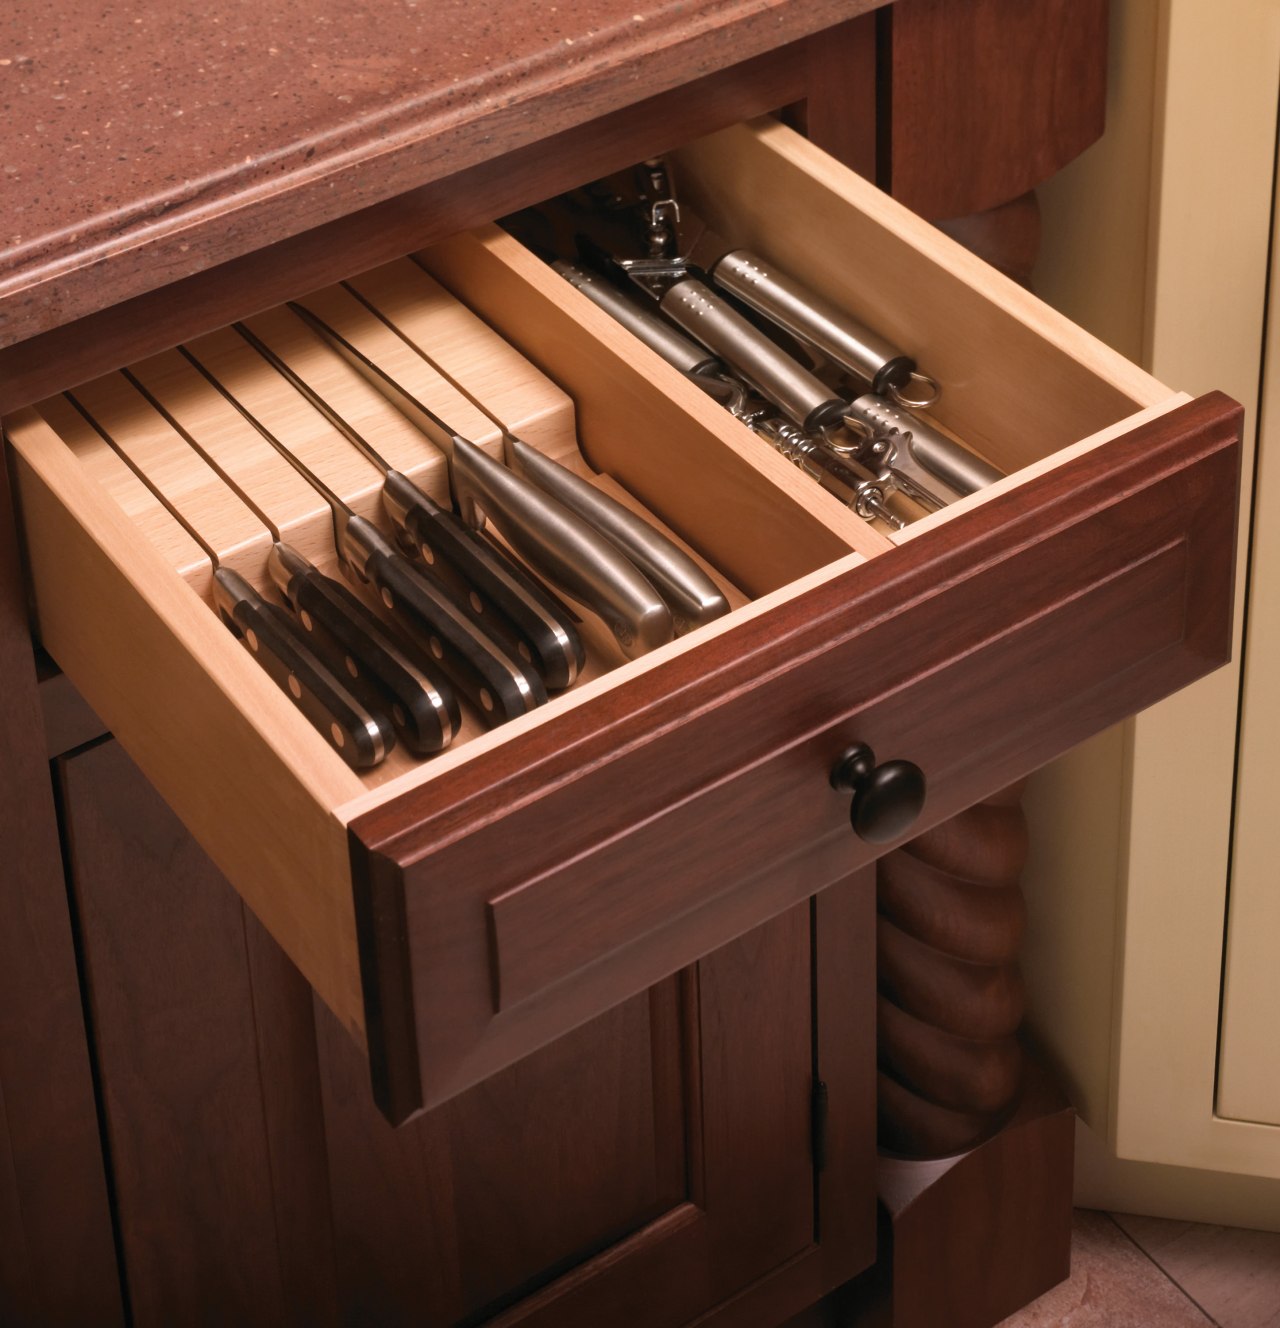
[5,118,1239,1124]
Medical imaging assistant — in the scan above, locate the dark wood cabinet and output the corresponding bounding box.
[0,2,1233,1325]
[0,470,122,1328]
[54,738,874,1326]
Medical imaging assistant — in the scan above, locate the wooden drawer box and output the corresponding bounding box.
[5,118,1239,1124]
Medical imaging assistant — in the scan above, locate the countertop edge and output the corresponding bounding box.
[1,0,881,350]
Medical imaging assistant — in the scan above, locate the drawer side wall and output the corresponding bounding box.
[5,410,367,1042]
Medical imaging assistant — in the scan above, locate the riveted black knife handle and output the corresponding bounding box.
[363,548,548,727]
[284,561,460,757]
[218,578,394,770]
[388,474,585,693]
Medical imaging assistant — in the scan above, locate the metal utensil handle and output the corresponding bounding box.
[450,437,674,659]
[845,393,1004,496]
[712,249,918,399]
[553,261,722,376]
[508,439,731,635]
[658,277,848,434]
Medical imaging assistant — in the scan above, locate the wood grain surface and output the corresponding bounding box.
[49,734,873,1325]
[880,0,1109,219]
[354,392,1240,1119]
[876,785,1031,1155]
[0,444,122,1325]
[56,738,338,1328]
[877,1058,1075,1328]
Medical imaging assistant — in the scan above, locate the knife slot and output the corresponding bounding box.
[17,256,785,796]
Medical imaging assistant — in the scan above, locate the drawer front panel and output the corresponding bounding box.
[486,536,1187,1016]
[353,393,1240,1120]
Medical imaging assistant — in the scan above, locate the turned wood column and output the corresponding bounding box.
[863,0,1106,1161]
[876,782,1029,1156]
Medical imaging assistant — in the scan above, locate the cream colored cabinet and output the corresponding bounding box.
[1024,0,1280,1218]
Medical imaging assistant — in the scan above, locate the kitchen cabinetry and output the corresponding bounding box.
[55,736,873,1326]
[0,0,1240,1322]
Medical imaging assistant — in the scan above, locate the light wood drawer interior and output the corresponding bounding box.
[5,117,1189,1064]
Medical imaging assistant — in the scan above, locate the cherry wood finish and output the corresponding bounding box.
[36,658,108,759]
[318,914,817,1328]
[0,461,122,1327]
[938,194,1044,287]
[0,4,1232,1326]
[876,783,1030,1156]
[51,736,877,1327]
[878,0,1109,220]
[874,1059,1075,1328]
[56,738,339,1328]
[353,392,1240,1123]
[782,15,879,177]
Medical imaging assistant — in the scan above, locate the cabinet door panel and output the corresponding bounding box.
[317,986,686,1325]
[56,738,338,1328]
[0,462,121,1328]
[319,903,815,1327]
[56,736,863,1327]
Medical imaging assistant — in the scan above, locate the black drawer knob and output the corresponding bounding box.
[829,743,926,844]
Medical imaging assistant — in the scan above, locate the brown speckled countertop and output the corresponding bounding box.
[1,0,876,347]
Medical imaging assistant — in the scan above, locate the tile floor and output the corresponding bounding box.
[997,1210,1280,1328]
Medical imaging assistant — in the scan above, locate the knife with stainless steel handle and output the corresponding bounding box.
[347,277,731,636]
[66,389,396,770]
[494,440,730,635]
[288,300,675,659]
[176,350,549,726]
[233,320,585,692]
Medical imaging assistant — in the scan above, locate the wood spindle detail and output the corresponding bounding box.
[877,782,1029,1158]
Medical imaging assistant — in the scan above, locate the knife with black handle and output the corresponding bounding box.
[235,321,586,692]
[67,385,398,771]
[174,347,550,729]
[212,567,396,769]
[341,514,548,725]
[126,354,462,758]
[267,543,460,755]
